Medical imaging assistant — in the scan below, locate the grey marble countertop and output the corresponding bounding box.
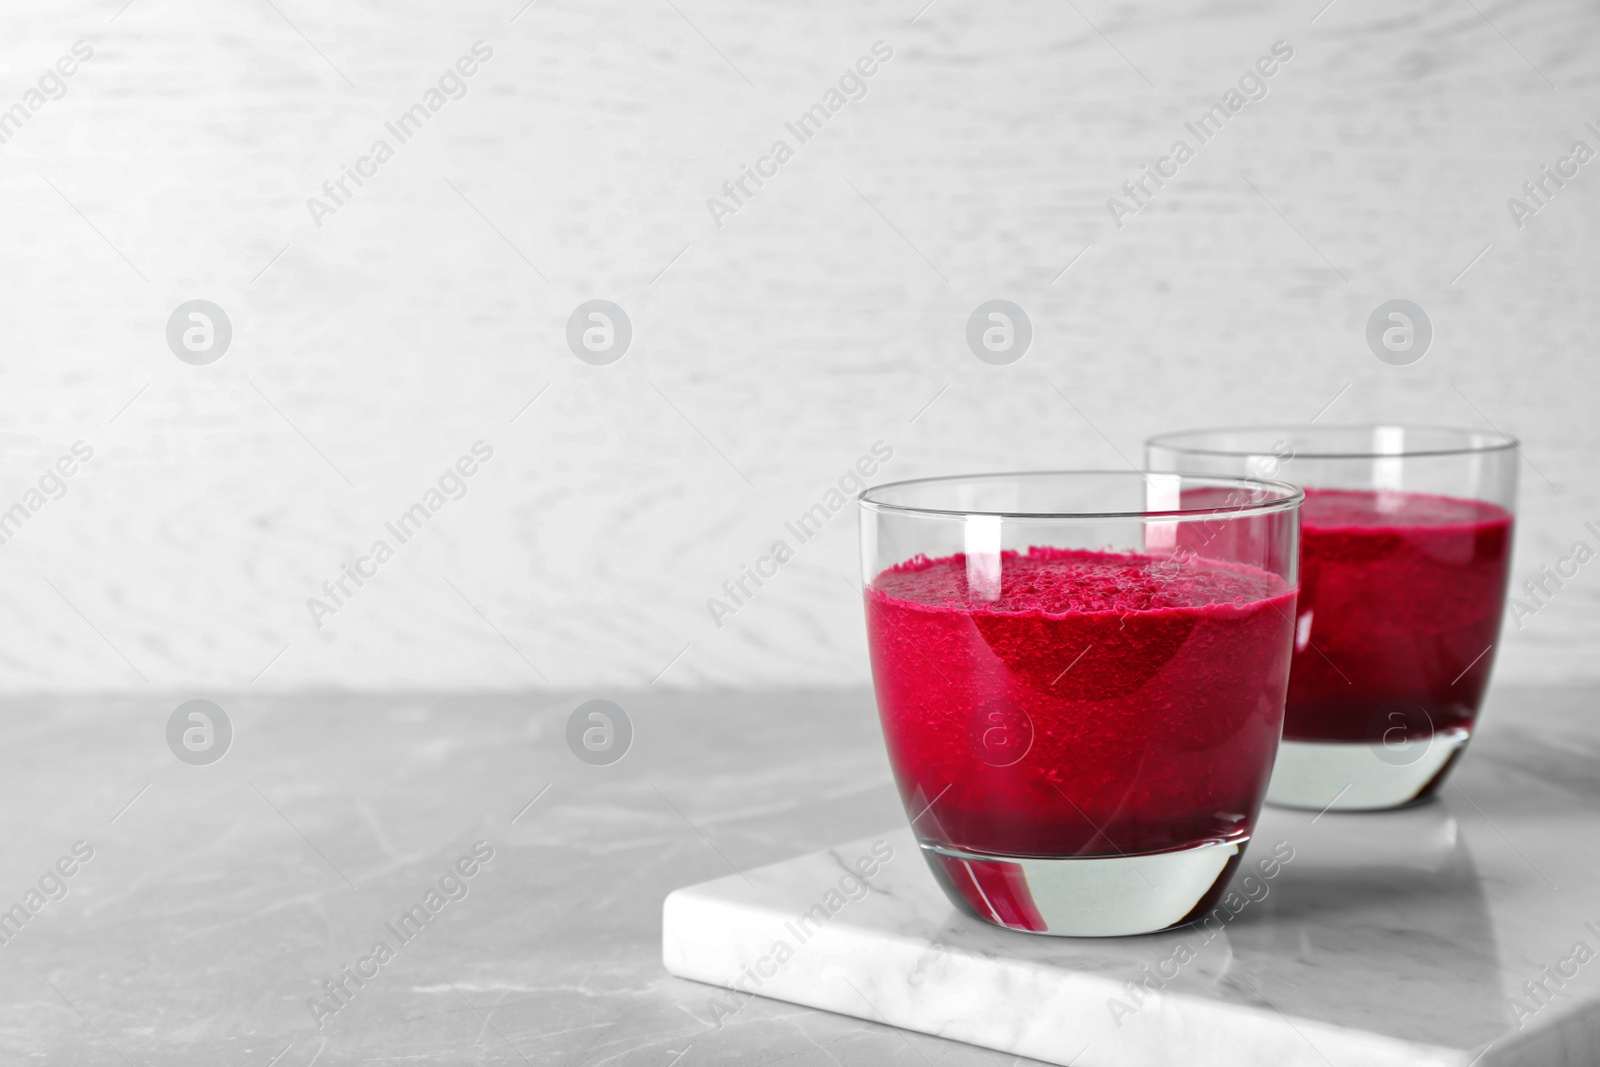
[2,684,1595,1065]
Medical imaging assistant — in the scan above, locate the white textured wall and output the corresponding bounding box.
[0,0,1595,691]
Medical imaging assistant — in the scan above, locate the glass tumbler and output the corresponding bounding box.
[858,472,1301,936]
[1146,426,1517,812]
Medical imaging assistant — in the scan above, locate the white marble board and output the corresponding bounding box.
[665,743,1600,1067]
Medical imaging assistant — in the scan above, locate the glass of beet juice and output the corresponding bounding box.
[858,472,1301,936]
[1146,426,1517,813]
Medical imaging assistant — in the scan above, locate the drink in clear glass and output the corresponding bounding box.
[1147,426,1516,812]
[859,472,1301,936]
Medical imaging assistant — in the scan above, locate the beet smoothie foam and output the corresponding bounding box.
[866,548,1296,882]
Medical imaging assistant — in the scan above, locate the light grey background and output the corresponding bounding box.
[1,0,1595,693]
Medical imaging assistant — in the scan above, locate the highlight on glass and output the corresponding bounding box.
[1146,426,1517,813]
[858,471,1302,936]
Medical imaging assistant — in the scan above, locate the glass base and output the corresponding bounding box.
[1265,728,1472,811]
[920,838,1243,937]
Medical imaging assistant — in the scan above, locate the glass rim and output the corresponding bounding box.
[1146,423,1518,460]
[857,470,1303,521]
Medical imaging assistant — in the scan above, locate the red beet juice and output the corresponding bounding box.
[866,548,1296,886]
[1287,488,1514,745]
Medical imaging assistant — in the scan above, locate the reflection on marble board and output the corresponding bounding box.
[907,802,1506,1050]
[1230,803,1503,1051]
